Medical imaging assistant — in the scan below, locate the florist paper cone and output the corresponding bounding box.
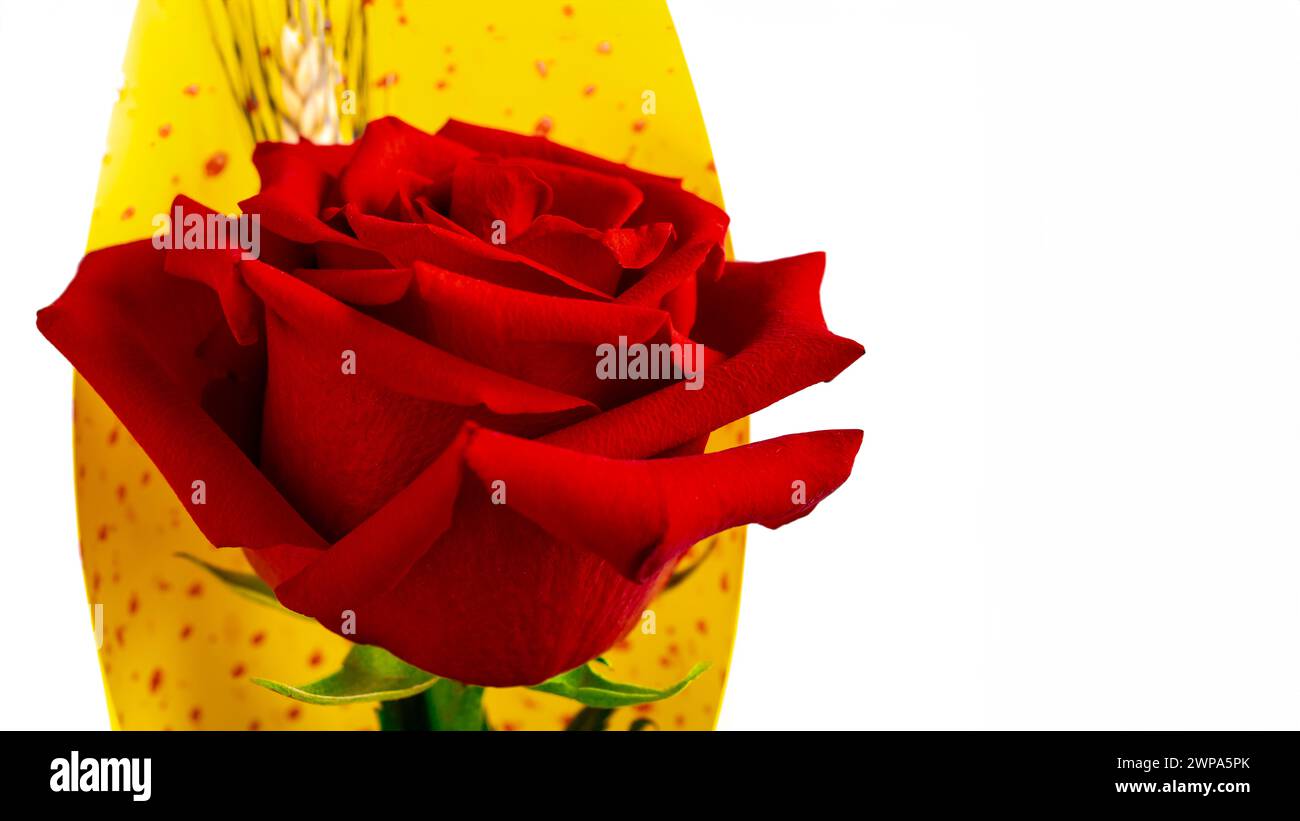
[73,0,745,731]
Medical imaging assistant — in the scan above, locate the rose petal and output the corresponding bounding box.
[405,195,476,237]
[291,267,414,306]
[617,240,723,320]
[510,215,674,296]
[437,119,728,244]
[466,426,863,583]
[449,156,552,242]
[631,178,728,247]
[338,117,476,217]
[503,157,644,228]
[242,260,596,538]
[161,196,264,346]
[602,221,676,268]
[438,118,677,187]
[409,261,674,406]
[261,423,861,685]
[273,428,471,613]
[36,240,325,550]
[345,206,608,299]
[544,252,864,458]
[239,144,359,247]
[262,137,356,177]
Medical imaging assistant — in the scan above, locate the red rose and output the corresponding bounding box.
[38,117,863,686]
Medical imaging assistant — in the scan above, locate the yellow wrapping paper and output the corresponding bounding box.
[74,0,746,730]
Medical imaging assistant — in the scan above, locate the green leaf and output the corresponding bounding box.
[252,644,438,705]
[530,661,710,708]
[174,552,305,618]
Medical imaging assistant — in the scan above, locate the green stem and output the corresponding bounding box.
[376,680,488,730]
[427,680,489,730]
[377,692,433,731]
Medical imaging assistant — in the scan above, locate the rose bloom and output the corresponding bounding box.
[38,118,863,686]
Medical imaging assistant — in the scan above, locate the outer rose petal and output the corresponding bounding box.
[465,427,864,583]
[242,260,595,539]
[161,210,263,346]
[258,425,862,686]
[272,428,471,613]
[407,261,675,407]
[290,267,414,306]
[36,240,325,551]
[544,252,865,458]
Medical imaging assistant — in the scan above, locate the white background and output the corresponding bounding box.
[3,0,1300,730]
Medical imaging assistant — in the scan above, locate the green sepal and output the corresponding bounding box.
[251,644,438,705]
[531,660,709,708]
[174,552,305,619]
